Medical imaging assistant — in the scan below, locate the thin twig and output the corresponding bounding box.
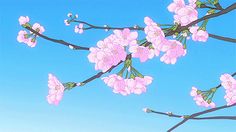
[167,104,236,132]
[150,109,236,120]
[25,27,89,50]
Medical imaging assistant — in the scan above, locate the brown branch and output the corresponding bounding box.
[167,104,236,132]
[149,109,236,120]
[25,26,89,50]
[193,116,236,120]
[199,4,221,10]
[209,33,236,43]
[72,20,144,31]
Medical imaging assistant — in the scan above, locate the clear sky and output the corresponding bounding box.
[0,0,236,132]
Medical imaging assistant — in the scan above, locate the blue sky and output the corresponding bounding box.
[0,0,236,132]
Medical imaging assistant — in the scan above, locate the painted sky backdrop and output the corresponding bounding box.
[0,0,236,132]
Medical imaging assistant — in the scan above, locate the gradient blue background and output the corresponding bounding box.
[0,0,236,132]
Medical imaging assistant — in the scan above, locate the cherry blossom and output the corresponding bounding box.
[174,5,198,26]
[220,74,236,106]
[189,26,209,42]
[47,74,65,105]
[168,0,198,26]
[129,45,156,62]
[32,23,45,34]
[67,13,72,17]
[142,108,152,113]
[17,30,28,43]
[144,17,165,53]
[27,38,37,47]
[103,74,130,96]
[188,0,197,8]
[160,40,186,64]
[102,74,153,96]
[75,23,84,34]
[190,87,216,108]
[113,28,138,46]
[64,19,70,26]
[88,34,127,72]
[19,16,30,25]
[167,0,185,13]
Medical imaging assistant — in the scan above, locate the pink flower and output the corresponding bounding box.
[47,74,65,105]
[32,23,45,34]
[103,74,130,96]
[190,87,216,108]
[75,23,84,34]
[144,17,165,53]
[220,74,236,106]
[160,40,186,64]
[19,16,30,25]
[67,13,72,17]
[88,34,127,72]
[27,38,37,47]
[102,74,152,96]
[174,5,198,26]
[189,0,197,8]
[167,0,185,13]
[189,26,209,42]
[64,19,70,26]
[113,28,138,46]
[131,76,153,94]
[129,45,156,62]
[17,30,28,43]
[142,108,152,113]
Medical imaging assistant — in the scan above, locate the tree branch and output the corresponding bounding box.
[209,33,236,43]
[76,1,236,86]
[167,104,236,132]
[72,20,144,31]
[23,3,236,87]
[149,109,236,120]
[25,26,89,50]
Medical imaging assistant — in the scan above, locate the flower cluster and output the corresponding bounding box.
[103,74,152,96]
[64,13,78,26]
[64,13,84,34]
[88,28,138,72]
[190,87,216,108]
[189,25,209,42]
[168,0,198,26]
[144,17,186,64]
[17,16,45,47]
[220,74,236,106]
[47,74,65,105]
[74,23,84,34]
